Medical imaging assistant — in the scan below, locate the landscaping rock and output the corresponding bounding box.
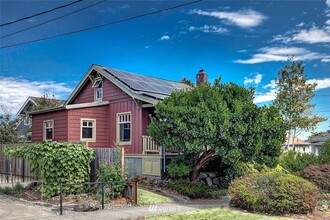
[206,177,213,187]
[213,177,220,186]
[208,172,217,178]
[319,204,328,212]
[74,201,100,212]
[199,172,208,179]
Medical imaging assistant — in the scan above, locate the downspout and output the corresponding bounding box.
[162,145,166,180]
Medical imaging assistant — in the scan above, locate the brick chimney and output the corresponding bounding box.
[196,69,207,86]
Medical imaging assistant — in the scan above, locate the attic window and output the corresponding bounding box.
[92,78,102,88]
[93,77,103,101]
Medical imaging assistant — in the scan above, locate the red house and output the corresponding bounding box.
[31,64,206,177]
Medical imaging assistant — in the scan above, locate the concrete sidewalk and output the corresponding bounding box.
[0,195,229,220]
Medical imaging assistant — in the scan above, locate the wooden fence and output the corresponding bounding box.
[0,143,37,185]
[90,148,121,181]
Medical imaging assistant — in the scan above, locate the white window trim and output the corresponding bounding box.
[93,77,103,101]
[116,112,131,145]
[43,120,54,141]
[80,118,96,142]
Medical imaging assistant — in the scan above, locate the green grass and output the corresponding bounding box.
[137,189,172,205]
[147,208,292,220]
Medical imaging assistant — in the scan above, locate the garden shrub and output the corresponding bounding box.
[300,164,330,190]
[166,155,193,179]
[279,150,319,173]
[0,186,13,195]
[168,179,206,199]
[168,179,227,199]
[97,161,127,200]
[319,139,330,164]
[3,141,95,198]
[229,172,319,214]
[13,183,24,192]
[222,162,283,188]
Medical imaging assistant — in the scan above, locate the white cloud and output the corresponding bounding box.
[327,0,330,7]
[326,20,330,26]
[0,77,72,114]
[254,89,277,103]
[262,80,277,89]
[296,22,305,27]
[190,9,267,28]
[322,57,330,62]
[188,25,228,33]
[235,46,327,64]
[307,78,330,90]
[254,77,330,103]
[244,73,263,85]
[273,26,330,44]
[160,35,170,40]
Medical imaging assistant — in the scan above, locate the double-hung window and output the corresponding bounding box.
[117,112,131,144]
[93,77,103,101]
[43,120,53,140]
[81,119,96,141]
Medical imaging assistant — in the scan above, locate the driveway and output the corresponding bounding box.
[0,195,55,220]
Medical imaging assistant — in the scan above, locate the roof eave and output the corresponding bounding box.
[29,106,66,115]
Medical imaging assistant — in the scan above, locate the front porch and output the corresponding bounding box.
[142,135,179,155]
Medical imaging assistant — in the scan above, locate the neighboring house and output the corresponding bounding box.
[282,136,311,154]
[16,96,64,139]
[306,131,330,156]
[30,64,204,177]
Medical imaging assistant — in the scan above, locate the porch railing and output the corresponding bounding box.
[142,136,180,154]
[142,136,161,154]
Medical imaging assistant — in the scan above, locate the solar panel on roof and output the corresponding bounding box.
[102,67,182,95]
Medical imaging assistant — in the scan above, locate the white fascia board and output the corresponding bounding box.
[16,97,37,116]
[66,101,110,110]
[65,65,95,105]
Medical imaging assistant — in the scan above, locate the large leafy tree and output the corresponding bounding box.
[148,79,286,180]
[0,106,19,144]
[273,59,326,148]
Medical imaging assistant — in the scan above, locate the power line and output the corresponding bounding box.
[0,0,202,49]
[0,0,84,27]
[1,0,106,39]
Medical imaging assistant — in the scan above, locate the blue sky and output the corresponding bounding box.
[0,0,329,139]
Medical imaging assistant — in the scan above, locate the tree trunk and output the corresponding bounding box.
[286,128,291,150]
[292,128,296,150]
[190,150,216,181]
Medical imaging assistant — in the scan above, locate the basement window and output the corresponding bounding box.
[117,112,131,145]
[81,119,96,141]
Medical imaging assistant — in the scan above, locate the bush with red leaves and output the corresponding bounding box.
[301,164,330,190]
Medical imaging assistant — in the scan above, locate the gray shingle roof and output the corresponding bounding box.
[307,131,330,143]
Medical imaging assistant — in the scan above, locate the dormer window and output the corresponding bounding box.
[93,77,103,101]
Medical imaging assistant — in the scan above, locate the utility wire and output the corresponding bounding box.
[1,0,106,39]
[0,0,84,27]
[0,0,202,49]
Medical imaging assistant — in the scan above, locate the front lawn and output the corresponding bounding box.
[147,208,292,220]
[138,188,172,205]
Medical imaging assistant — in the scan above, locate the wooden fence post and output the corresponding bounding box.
[121,146,125,177]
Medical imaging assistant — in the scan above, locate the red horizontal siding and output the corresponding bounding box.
[32,110,68,142]
[68,106,108,148]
